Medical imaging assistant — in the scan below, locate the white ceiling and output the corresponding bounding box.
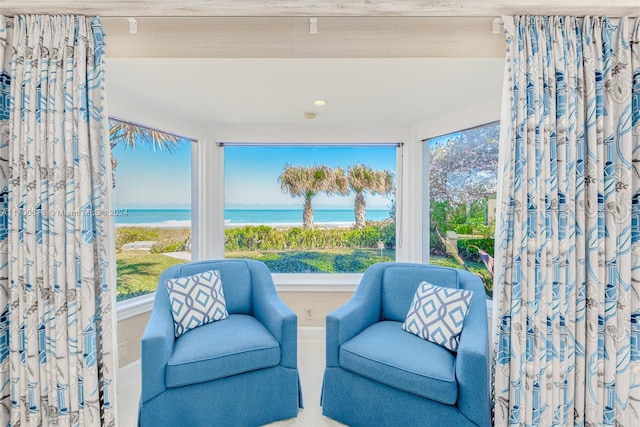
[105,57,505,131]
[102,16,506,132]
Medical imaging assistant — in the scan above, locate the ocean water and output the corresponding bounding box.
[115,209,391,227]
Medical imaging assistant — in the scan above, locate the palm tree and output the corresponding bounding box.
[330,166,350,198]
[347,164,394,229]
[278,165,348,229]
[108,117,183,186]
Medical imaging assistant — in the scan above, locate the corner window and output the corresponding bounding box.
[223,144,397,273]
[110,118,193,301]
[424,122,499,297]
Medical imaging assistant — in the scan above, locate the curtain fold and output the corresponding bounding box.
[494,16,640,427]
[0,15,116,426]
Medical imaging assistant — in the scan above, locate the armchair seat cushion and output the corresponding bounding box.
[166,314,281,388]
[339,321,458,405]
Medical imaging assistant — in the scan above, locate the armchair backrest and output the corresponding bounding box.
[157,259,256,315]
[379,263,484,322]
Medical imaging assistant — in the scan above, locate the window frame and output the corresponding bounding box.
[221,141,400,277]
[199,126,421,285]
[421,120,501,263]
[218,140,404,283]
[112,118,198,320]
[117,125,425,319]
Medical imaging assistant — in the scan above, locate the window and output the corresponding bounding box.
[223,144,397,273]
[424,122,499,296]
[110,118,193,301]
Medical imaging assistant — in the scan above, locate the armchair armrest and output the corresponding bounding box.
[249,261,298,369]
[325,264,385,367]
[140,283,175,404]
[455,293,491,427]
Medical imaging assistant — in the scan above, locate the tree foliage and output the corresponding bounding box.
[108,118,185,187]
[278,164,349,229]
[429,123,499,209]
[429,123,499,256]
[109,118,182,151]
[347,164,394,229]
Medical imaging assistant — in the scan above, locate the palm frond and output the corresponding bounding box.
[109,118,183,152]
[327,167,350,196]
[279,164,346,199]
[347,164,393,196]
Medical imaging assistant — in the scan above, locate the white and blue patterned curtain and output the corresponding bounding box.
[0,16,116,425]
[494,16,640,426]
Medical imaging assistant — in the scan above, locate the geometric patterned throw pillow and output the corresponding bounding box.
[165,269,229,337]
[402,281,473,352]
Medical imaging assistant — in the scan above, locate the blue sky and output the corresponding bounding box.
[225,146,396,210]
[112,138,192,209]
[112,142,396,210]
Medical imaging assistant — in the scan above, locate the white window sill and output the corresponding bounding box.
[116,292,156,321]
[116,273,360,321]
[272,273,361,292]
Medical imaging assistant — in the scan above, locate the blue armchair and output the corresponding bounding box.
[321,262,490,427]
[139,259,303,426]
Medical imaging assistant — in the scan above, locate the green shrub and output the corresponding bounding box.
[223,222,396,252]
[343,225,380,248]
[473,224,494,238]
[453,224,473,235]
[150,237,190,254]
[457,238,494,262]
[429,201,448,255]
[380,221,396,249]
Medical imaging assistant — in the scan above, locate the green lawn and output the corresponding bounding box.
[226,248,395,273]
[430,255,493,298]
[116,249,489,301]
[116,250,186,301]
[429,255,484,271]
[116,248,394,300]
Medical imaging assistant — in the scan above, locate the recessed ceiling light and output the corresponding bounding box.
[304,112,316,119]
[313,99,326,106]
